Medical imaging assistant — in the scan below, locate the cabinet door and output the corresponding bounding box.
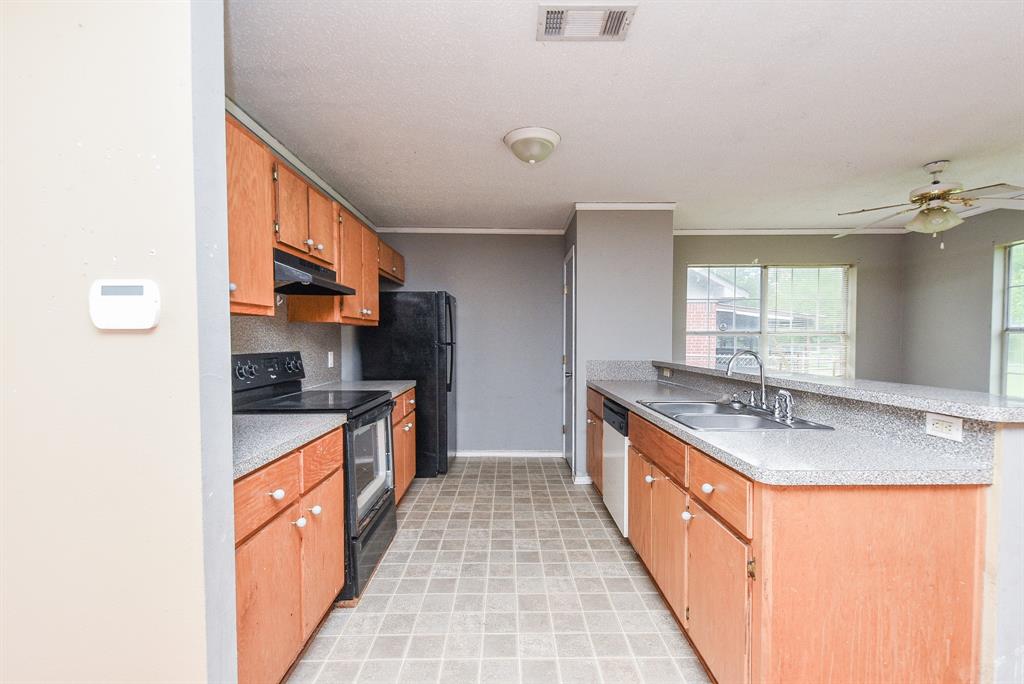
[225,116,275,316]
[686,497,750,684]
[403,412,417,494]
[627,447,653,568]
[586,411,603,493]
[360,224,380,323]
[236,504,303,684]
[300,470,346,639]
[378,241,394,276]
[652,474,687,625]
[306,187,335,265]
[274,162,311,253]
[392,250,406,283]
[339,210,364,320]
[392,419,408,504]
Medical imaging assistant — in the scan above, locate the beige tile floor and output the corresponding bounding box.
[287,457,710,684]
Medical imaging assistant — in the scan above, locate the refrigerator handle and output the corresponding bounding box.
[446,343,454,392]
[445,296,454,346]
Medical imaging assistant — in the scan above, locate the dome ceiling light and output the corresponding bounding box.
[503,127,561,165]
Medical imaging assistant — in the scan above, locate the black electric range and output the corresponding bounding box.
[231,351,397,601]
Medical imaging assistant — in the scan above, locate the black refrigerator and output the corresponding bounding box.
[359,291,456,476]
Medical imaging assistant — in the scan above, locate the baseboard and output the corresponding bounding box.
[456,450,564,459]
[573,475,593,485]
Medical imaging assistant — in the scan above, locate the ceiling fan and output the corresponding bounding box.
[833,160,1024,239]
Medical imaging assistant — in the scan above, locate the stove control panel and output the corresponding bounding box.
[231,352,305,391]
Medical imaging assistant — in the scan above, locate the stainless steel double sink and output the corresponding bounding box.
[638,401,832,431]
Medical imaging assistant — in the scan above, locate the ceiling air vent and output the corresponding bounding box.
[537,5,636,41]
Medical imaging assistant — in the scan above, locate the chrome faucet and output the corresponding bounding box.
[726,350,767,410]
[773,389,794,424]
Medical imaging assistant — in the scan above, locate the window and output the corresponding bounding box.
[685,265,852,377]
[1003,242,1024,398]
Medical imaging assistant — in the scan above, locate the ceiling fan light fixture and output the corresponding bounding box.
[905,205,964,234]
[503,127,561,165]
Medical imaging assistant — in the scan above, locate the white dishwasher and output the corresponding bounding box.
[601,398,630,537]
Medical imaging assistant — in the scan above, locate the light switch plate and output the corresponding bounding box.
[328,351,335,368]
[925,413,963,442]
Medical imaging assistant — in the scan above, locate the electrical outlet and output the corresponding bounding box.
[328,351,334,368]
[661,368,672,378]
[925,413,963,442]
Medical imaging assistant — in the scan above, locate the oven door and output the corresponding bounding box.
[346,401,394,528]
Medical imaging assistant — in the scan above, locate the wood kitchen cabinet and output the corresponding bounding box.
[306,187,336,266]
[586,410,603,493]
[233,428,347,684]
[627,446,653,569]
[226,116,275,316]
[235,502,303,684]
[622,411,986,684]
[299,469,345,639]
[686,497,751,684]
[273,161,311,255]
[378,241,406,284]
[392,388,416,504]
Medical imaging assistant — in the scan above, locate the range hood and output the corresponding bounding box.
[273,249,356,296]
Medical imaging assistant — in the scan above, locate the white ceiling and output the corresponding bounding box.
[225,1,1024,233]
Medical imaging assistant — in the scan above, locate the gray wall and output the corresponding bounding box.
[573,209,675,476]
[372,234,566,452]
[901,210,1023,392]
[673,234,906,381]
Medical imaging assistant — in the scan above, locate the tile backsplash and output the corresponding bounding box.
[230,298,342,387]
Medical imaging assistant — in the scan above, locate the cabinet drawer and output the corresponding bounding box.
[688,448,753,539]
[235,452,302,543]
[392,389,415,424]
[587,388,604,417]
[302,428,344,491]
[628,414,686,487]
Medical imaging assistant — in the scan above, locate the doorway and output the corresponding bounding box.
[562,246,576,472]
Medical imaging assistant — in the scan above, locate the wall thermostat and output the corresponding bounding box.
[89,279,160,330]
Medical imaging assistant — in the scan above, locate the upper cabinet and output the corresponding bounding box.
[226,112,405,324]
[226,117,275,316]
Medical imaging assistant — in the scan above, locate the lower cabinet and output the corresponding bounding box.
[299,470,346,639]
[686,497,751,684]
[651,476,687,626]
[392,389,417,504]
[234,430,346,684]
[586,410,603,493]
[235,503,303,684]
[627,447,653,568]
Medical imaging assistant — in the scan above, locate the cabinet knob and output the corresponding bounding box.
[309,505,322,516]
[403,422,413,432]
[644,474,655,484]
[292,516,308,528]
[701,483,714,494]
[228,282,237,292]
[392,266,397,272]
[681,511,693,522]
[586,419,593,425]
[269,488,286,501]
[409,399,415,405]
[305,238,315,246]
[316,243,324,251]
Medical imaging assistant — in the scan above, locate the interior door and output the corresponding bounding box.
[686,497,751,684]
[562,246,576,470]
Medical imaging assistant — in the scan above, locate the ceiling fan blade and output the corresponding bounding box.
[954,183,1024,200]
[967,197,1024,210]
[837,202,915,216]
[833,206,919,239]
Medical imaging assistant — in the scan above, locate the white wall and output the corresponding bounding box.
[1,3,235,681]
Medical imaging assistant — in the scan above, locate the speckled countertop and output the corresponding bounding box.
[232,414,348,479]
[589,380,993,486]
[653,361,1024,423]
[232,379,416,480]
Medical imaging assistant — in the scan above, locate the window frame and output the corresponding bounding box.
[684,263,856,378]
[1000,241,1024,398]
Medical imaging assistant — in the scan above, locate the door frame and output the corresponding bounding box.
[562,246,577,473]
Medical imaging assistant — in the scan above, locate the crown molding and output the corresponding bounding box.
[376,227,565,235]
[574,202,677,211]
[673,228,909,236]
